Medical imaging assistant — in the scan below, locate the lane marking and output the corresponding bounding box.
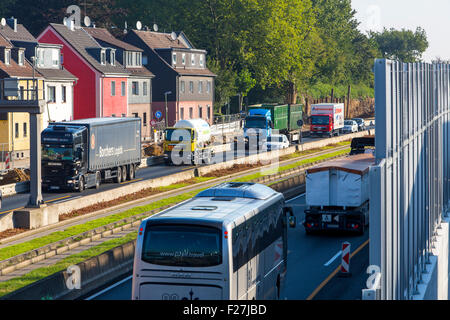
[306,238,370,300]
[0,206,24,215]
[286,193,305,203]
[45,195,71,203]
[120,178,143,185]
[85,275,133,300]
[324,250,342,267]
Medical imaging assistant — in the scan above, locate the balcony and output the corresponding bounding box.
[0,78,45,114]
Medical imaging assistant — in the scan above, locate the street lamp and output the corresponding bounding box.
[164,91,172,127]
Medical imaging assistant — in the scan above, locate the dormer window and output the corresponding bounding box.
[5,49,10,65]
[111,51,115,66]
[172,52,177,65]
[52,49,59,67]
[199,54,204,67]
[191,53,195,66]
[182,53,186,65]
[101,51,106,65]
[143,55,148,65]
[18,51,24,66]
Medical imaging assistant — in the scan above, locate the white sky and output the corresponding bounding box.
[351,0,450,62]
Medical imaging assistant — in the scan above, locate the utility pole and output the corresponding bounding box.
[164,91,172,127]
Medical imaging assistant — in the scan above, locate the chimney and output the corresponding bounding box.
[6,17,17,32]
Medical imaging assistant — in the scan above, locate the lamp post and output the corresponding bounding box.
[164,91,172,127]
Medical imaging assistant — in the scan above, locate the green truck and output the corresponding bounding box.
[245,104,303,143]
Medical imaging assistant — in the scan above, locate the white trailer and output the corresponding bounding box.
[310,103,345,137]
[304,152,374,234]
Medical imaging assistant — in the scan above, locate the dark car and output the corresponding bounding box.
[352,118,366,131]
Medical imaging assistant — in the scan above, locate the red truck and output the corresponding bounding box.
[310,103,345,137]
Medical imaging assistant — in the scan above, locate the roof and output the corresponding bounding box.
[132,30,190,50]
[84,27,143,52]
[126,67,154,78]
[175,68,216,77]
[35,67,77,81]
[306,152,375,176]
[0,23,37,43]
[49,23,130,76]
[0,34,13,48]
[0,57,43,79]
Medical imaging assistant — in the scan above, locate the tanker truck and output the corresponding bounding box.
[163,119,215,165]
[303,137,374,235]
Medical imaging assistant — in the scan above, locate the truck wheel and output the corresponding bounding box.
[129,164,135,180]
[78,176,84,192]
[122,166,128,181]
[95,171,101,189]
[114,167,122,183]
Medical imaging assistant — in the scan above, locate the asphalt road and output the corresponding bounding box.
[0,134,334,217]
[86,193,370,300]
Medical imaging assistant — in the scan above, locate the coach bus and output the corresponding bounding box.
[131,182,296,300]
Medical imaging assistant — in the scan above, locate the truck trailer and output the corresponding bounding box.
[310,103,345,137]
[41,117,141,192]
[303,152,374,234]
[244,104,303,144]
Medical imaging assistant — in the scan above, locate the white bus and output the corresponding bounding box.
[131,182,296,300]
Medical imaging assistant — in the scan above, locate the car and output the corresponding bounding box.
[352,118,366,131]
[263,134,290,151]
[343,120,358,134]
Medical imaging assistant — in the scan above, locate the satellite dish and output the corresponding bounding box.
[1,18,6,27]
[84,16,91,27]
[136,21,142,30]
[153,23,158,32]
[170,31,177,41]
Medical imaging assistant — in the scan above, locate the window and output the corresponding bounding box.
[132,112,138,118]
[207,105,211,120]
[5,49,10,65]
[189,81,194,93]
[198,81,203,94]
[36,48,44,67]
[137,52,142,66]
[143,55,148,65]
[199,54,204,67]
[52,49,59,66]
[132,81,139,95]
[101,51,106,65]
[143,112,147,126]
[111,81,116,96]
[15,123,19,138]
[122,113,126,117]
[143,82,148,96]
[180,81,185,93]
[182,53,186,65]
[18,86,24,100]
[48,86,56,103]
[180,107,184,120]
[23,122,27,137]
[18,51,24,66]
[207,81,211,94]
[62,86,66,103]
[111,51,116,66]
[121,81,126,96]
[127,52,132,66]
[172,52,177,65]
[199,106,203,118]
[111,114,116,117]
[189,107,193,119]
[191,53,195,66]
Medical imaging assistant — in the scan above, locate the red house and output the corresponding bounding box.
[37,23,130,119]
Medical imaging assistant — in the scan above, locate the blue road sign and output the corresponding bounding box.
[155,111,162,119]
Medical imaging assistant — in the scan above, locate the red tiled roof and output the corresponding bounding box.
[0,58,43,78]
[0,34,12,48]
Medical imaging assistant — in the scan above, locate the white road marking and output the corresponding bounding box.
[287,193,305,203]
[324,250,342,267]
[85,275,133,300]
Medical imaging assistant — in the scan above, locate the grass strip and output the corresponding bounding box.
[0,231,138,298]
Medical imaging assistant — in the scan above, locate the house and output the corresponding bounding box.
[37,22,131,121]
[0,33,45,161]
[0,17,77,129]
[84,27,154,139]
[123,29,215,126]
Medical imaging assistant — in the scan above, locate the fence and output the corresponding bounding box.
[370,60,450,299]
[211,114,243,136]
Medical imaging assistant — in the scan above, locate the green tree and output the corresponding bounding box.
[369,27,429,62]
[235,68,256,111]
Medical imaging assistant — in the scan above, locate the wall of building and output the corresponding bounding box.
[43,80,74,128]
[128,103,151,139]
[101,77,128,117]
[38,28,97,120]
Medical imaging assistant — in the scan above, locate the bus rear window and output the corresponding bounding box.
[142,225,222,267]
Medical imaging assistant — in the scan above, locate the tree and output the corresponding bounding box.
[369,27,429,62]
[235,68,256,111]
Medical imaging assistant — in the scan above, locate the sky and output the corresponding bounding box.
[351,0,450,62]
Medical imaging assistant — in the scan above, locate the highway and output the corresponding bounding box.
[0,134,335,218]
[85,193,369,300]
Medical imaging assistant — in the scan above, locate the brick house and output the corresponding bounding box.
[123,30,215,127]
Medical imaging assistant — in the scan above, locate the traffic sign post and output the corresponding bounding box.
[339,242,351,277]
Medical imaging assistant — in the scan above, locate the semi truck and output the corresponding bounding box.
[310,103,345,137]
[163,119,215,165]
[244,104,303,144]
[41,117,141,192]
[303,140,374,234]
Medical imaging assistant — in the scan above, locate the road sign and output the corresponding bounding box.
[297,119,304,127]
[151,119,156,126]
[339,242,351,277]
[155,111,162,119]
